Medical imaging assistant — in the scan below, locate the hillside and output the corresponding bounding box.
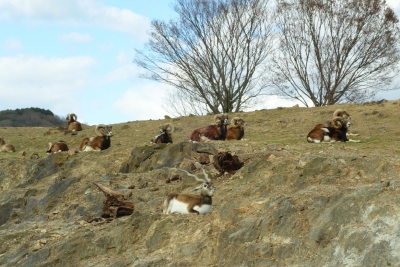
[0,100,400,267]
[0,108,65,127]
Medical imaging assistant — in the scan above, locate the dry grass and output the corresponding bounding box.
[1,100,400,267]
[0,99,399,159]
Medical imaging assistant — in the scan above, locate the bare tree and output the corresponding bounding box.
[135,0,275,115]
[269,0,400,107]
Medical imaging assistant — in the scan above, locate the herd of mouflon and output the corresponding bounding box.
[0,109,360,216]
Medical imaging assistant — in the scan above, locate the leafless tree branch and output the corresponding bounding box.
[268,0,400,106]
[135,0,275,115]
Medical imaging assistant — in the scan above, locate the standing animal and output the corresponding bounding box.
[190,114,229,142]
[78,124,113,151]
[163,168,216,215]
[150,123,173,144]
[226,117,246,140]
[46,141,69,154]
[0,137,16,152]
[66,113,82,131]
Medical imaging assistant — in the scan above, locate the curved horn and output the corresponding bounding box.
[95,124,106,136]
[332,117,343,129]
[333,109,349,118]
[200,166,211,182]
[231,117,240,126]
[161,123,173,132]
[67,113,77,122]
[214,114,224,125]
[173,167,211,183]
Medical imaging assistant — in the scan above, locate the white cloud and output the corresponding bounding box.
[0,0,150,40]
[103,64,142,83]
[112,84,169,120]
[101,51,141,83]
[116,51,132,65]
[1,37,23,52]
[244,95,304,112]
[58,32,92,43]
[0,54,96,115]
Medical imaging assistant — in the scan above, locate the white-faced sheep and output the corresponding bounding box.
[78,124,113,151]
[0,137,16,152]
[190,113,229,142]
[163,168,216,215]
[46,140,69,154]
[150,123,173,144]
[66,113,82,132]
[226,117,246,140]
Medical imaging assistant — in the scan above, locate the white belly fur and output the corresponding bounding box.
[167,199,211,215]
[167,199,190,214]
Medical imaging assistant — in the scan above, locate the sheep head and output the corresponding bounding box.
[214,113,229,126]
[66,113,77,122]
[95,124,113,137]
[231,117,246,128]
[332,116,351,129]
[160,123,173,133]
[333,109,350,119]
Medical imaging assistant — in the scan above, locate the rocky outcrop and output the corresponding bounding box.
[0,142,399,267]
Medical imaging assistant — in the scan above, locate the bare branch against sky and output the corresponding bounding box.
[269,0,400,107]
[135,0,276,115]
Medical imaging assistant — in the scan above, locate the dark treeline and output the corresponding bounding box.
[0,108,65,127]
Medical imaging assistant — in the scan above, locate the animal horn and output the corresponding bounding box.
[332,117,343,129]
[214,114,224,125]
[67,113,77,121]
[231,117,240,126]
[174,168,207,183]
[95,124,106,135]
[164,123,173,132]
[333,109,349,118]
[200,166,211,182]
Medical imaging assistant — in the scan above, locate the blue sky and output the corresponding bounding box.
[0,0,399,125]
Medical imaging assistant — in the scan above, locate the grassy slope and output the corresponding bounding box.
[0,100,400,266]
[1,100,399,159]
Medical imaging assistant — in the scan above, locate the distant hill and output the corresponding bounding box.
[0,108,65,127]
